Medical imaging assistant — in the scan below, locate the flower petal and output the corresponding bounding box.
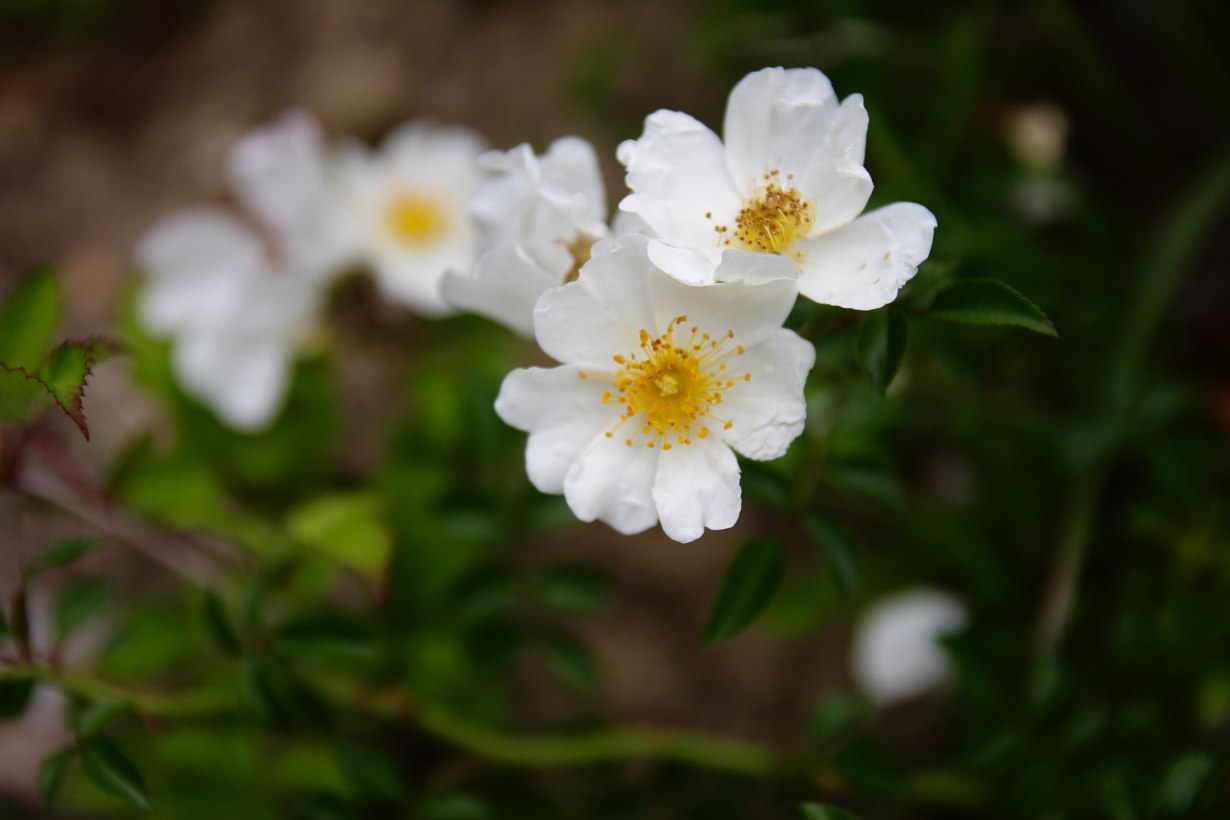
[533,233,659,365]
[713,249,799,286]
[173,330,292,433]
[652,435,741,543]
[717,328,815,461]
[645,261,800,350]
[723,67,839,191]
[133,207,265,336]
[564,432,660,535]
[647,239,715,285]
[441,239,570,337]
[496,365,621,495]
[540,136,608,226]
[617,110,741,267]
[798,94,874,234]
[797,202,937,310]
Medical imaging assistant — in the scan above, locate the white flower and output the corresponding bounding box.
[495,233,815,543]
[851,589,968,706]
[617,66,937,310]
[134,111,337,432]
[337,122,486,316]
[442,137,617,337]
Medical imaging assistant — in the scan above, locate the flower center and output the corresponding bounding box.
[581,315,749,451]
[712,170,815,258]
[563,236,593,284]
[386,191,447,245]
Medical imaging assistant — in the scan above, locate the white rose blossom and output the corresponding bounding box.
[495,233,815,543]
[851,588,969,706]
[134,111,340,432]
[442,136,646,337]
[617,66,937,310]
[337,121,486,316]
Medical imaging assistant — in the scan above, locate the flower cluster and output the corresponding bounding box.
[134,67,936,542]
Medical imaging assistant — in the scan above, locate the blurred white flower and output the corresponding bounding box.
[495,233,814,543]
[443,137,629,337]
[337,122,486,316]
[617,66,937,310]
[135,110,340,432]
[851,588,968,706]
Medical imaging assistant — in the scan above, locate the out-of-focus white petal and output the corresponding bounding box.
[717,329,815,461]
[652,436,741,543]
[174,331,292,433]
[797,202,937,310]
[723,67,839,192]
[226,110,326,240]
[617,110,741,265]
[851,589,969,706]
[133,207,265,335]
[564,433,660,535]
[533,234,658,365]
[798,94,874,234]
[441,239,570,337]
[495,365,620,494]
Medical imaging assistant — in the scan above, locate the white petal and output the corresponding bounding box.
[540,136,607,226]
[496,365,621,495]
[851,589,968,706]
[713,249,799,286]
[382,122,488,185]
[645,260,800,351]
[174,330,292,433]
[723,67,838,190]
[533,234,659,365]
[797,203,937,310]
[798,94,874,233]
[617,110,741,266]
[610,209,655,238]
[647,239,715,284]
[133,207,266,335]
[369,250,463,317]
[717,329,815,461]
[652,435,741,543]
[564,432,660,535]
[441,239,570,337]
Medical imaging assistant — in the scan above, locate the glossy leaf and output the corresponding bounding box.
[703,538,789,647]
[0,268,61,371]
[930,278,1057,337]
[37,747,73,808]
[25,536,100,577]
[856,308,908,396]
[81,737,151,810]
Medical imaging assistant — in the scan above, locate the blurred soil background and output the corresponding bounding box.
[1,0,1229,812]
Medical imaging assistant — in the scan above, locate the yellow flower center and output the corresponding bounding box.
[563,236,593,284]
[386,191,447,245]
[711,170,815,258]
[581,315,749,450]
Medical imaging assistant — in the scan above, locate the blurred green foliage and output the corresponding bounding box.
[2,0,1230,818]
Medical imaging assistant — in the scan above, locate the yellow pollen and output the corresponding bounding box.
[596,316,750,450]
[386,191,447,244]
[563,236,593,284]
[715,170,815,258]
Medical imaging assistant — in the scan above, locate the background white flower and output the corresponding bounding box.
[495,233,814,543]
[134,110,338,432]
[338,121,486,316]
[442,137,617,337]
[851,588,969,706]
[617,66,937,310]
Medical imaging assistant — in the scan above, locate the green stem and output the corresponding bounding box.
[0,664,776,776]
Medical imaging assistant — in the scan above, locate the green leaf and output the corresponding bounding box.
[856,308,908,395]
[25,536,100,577]
[53,580,109,640]
[703,538,789,647]
[804,514,859,598]
[335,742,403,802]
[0,677,34,719]
[39,340,115,440]
[286,493,392,586]
[75,699,133,738]
[0,363,53,425]
[202,593,243,657]
[80,737,151,810]
[274,617,378,660]
[801,802,861,820]
[538,566,611,613]
[545,633,600,693]
[0,268,61,371]
[930,278,1058,337]
[37,747,74,808]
